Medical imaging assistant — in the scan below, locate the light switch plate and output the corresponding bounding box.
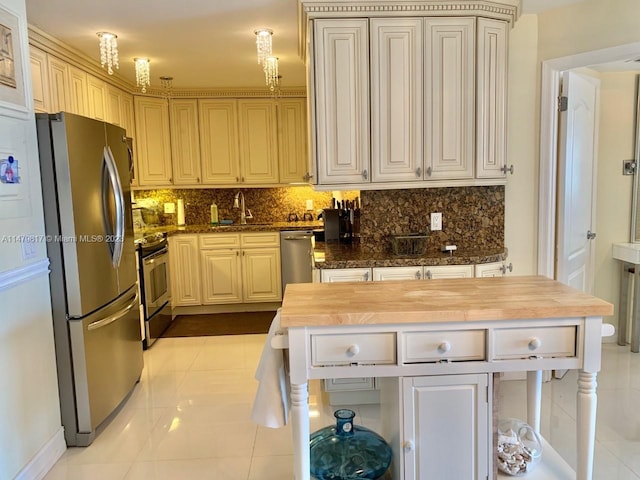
[431,212,442,231]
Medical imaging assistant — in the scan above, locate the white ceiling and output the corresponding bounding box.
[25,0,586,90]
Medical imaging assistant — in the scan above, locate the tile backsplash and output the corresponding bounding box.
[133,187,359,226]
[134,185,504,254]
[359,187,504,254]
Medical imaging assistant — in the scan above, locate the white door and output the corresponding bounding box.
[556,71,600,293]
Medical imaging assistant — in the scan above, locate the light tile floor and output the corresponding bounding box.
[43,337,640,479]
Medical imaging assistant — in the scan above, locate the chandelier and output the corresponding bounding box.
[96,32,119,75]
[134,58,151,93]
[264,56,280,93]
[254,29,273,66]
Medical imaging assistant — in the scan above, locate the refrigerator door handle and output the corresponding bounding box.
[87,291,138,331]
[102,146,125,268]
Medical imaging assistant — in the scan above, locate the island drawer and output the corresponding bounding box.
[493,326,576,360]
[402,330,485,363]
[311,333,396,366]
[200,233,241,249]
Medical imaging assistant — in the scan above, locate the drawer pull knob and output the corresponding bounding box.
[346,344,360,357]
[403,440,414,453]
[438,341,451,353]
[528,338,542,350]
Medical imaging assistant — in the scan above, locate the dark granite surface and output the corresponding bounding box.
[136,221,323,237]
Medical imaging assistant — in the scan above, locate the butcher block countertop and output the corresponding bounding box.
[280,275,613,327]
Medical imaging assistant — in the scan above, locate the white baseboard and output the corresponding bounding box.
[14,427,66,480]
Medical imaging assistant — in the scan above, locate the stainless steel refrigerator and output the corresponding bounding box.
[36,112,143,447]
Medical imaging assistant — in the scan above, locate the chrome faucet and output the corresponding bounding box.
[233,191,252,224]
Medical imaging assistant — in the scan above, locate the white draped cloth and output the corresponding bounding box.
[251,309,290,428]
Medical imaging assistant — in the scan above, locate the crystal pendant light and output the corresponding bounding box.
[134,58,151,93]
[254,29,273,66]
[264,56,279,92]
[96,32,119,75]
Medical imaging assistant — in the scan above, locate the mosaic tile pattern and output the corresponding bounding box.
[359,186,504,255]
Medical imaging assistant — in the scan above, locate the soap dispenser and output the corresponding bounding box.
[210,202,219,224]
[211,203,218,224]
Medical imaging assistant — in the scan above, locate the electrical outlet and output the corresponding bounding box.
[431,212,442,231]
[21,237,37,260]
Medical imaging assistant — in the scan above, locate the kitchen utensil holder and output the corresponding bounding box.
[391,233,428,257]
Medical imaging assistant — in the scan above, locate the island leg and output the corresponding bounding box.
[291,382,310,480]
[577,371,597,480]
[526,370,542,432]
[618,263,629,346]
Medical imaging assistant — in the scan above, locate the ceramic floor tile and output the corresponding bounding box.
[43,462,131,480]
[253,425,294,456]
[125,370,188,409]
[124,457,251,480]
[248,455,294,480]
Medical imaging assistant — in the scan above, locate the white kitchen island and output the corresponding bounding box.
[279,276,613,480]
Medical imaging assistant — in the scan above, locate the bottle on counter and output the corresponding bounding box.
[210,202,219,224]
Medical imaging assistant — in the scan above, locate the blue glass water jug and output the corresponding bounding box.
[310,409,392,480]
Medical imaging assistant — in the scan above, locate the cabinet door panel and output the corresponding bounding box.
[47,56,70,113]
[278,98,308,184]
[403,374,488,480]
[320,268,371,283]
[373,266,422,281]
[171,99,202,185]
[238,100,278,184]
[87,75,107,121]
[201,250,242,304]
[424,18,475,179]
[242,248,282,302]
[121,93,135,138]
[68,66,88,116]
[29,47,50,113]
[477,18,508,178]
[371,18,423,182]
[474,261,505,277]
[425,265,474,279]
[314,19,370,184]
[134,96,172,186]
[199,99,240,184]
[169,236,201,306]
[106,85,122,126]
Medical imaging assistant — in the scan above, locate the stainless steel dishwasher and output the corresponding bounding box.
[280,230,314,293]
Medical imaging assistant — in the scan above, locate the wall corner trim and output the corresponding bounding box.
[0,258,51,292]
[13,427,65,480]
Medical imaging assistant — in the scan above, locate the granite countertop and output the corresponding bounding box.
[314,241,507,269]
[136,221,323,237]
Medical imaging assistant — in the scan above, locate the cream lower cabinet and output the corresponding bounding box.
[401,374,489,480]
[424,264,474,279]
[373,266,422,281]
[169,235,202,307]
[200,233,282,305]
[320,268,372,282]
[475,260,506,277]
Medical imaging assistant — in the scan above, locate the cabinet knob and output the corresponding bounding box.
[363,271,370,281]
[425,270,432,280]
[196,177,200,183]
[416,167,422,177]
[438,341,451,353]
[587,230,597,240]
[500,262,513,274]
[362,169,368,180]
[403,440,414,453]
[346,344,360,357]
[303,172,314,182]
[426,166,432,177]
[501,164,515,175]
[415,271,421,280]
[528,338,542,350]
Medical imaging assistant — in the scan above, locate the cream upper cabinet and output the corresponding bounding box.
[314,19,370,185]
[120,93,135,138]
[134,96,173,186]
[47,56,70,113]
[199,99,240,184]
[170,99,202,185]
[169,235,202,307]
[29,47,50,113]
[424,18,475,180]
[105,84,123,126]
[68,66,89,117]
[476,18,508,179]
[238,99,279,184]
[278,98,309,183]
[86,75,107,121]
[370,18,423,183]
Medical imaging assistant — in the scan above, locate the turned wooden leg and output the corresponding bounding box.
[526,370,542,433]
[577,371,597,480]
[291,382,310,480]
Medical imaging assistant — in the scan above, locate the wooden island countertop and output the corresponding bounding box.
[280,275,613,327]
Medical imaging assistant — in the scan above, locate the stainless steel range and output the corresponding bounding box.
[136,232,172,348]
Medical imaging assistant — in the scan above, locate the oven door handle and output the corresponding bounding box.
[87,292,139,331]
[144,248,168,264]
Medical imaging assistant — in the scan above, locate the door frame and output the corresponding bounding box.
[538,42,640,278]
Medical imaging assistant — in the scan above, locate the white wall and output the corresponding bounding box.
[505,14,539,275]
[0,0,64,477]
[593,71,638,327]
